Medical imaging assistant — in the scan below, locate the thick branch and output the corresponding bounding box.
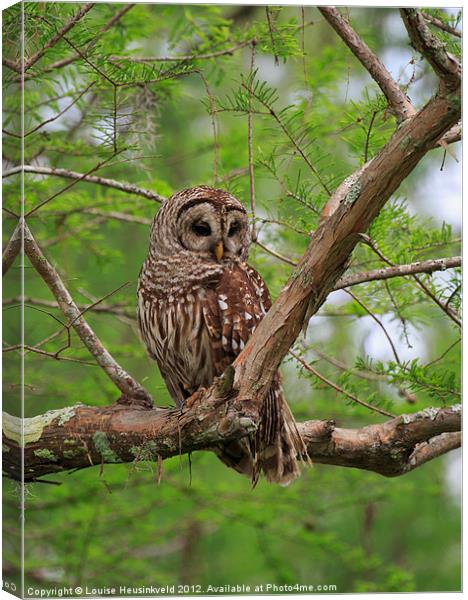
[22,221,152,406]
[2,220,22,276]
[422,12,462,38]
[233,87,460,408]
[3,166,165,203]
[400,8,461,87]
[319,7,416,122]
[2,401,460,482]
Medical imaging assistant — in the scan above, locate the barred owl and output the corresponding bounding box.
[137,186,308,485]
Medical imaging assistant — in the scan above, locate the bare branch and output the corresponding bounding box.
[2,220,22,276]
[319,7,416,122]
[422,12,461,39]
[25,152,125,217]
[405,432,461,473]
[361,236,461,327]
[22,221,152,406]
[334,256,461,290]
[4,165,165,203]
[81,209,151,225]
[400,8,461,87]
[254,240,298,267]
[2,401,460,482]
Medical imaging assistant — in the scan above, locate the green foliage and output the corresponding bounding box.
[3,3,460,594]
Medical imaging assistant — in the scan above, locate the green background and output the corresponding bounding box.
[3,3,461,594]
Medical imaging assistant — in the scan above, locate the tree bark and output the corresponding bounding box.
[2,399,460,482]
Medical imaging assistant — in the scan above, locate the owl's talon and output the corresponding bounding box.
[184,388,206,409]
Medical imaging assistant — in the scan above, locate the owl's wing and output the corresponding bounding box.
[202,263,271,376]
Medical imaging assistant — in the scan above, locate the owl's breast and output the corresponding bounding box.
[137,260,271,405]
[137,285,219,402]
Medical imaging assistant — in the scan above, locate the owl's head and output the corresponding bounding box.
[152,186,250,262]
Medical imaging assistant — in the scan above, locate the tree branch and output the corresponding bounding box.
[422,12,461,38]
[20,4,135,81]
[335,256,461,290]
[2,401,460,482]
[232,86,460,409]
[2,220,22,276]
[319,7,416,122]
[22,221,152,406]
[4,297,135,319]
[400,8,461,87]
[3,165,165,203]
[109,38,255,63]
[22,3,95,72]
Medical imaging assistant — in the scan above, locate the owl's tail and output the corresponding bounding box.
[213,384,310,486]
[253,386,310,486]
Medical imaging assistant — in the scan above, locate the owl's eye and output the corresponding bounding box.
[192,221,211,236]
[228,222,240,237]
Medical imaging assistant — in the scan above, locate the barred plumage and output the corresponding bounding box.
[137,186,308,485]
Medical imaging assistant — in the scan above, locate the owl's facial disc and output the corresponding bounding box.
[177,200,249,262]
[223,209,248,258]
[178,202,222,256]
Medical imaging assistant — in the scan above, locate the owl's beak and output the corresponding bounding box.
[214,240,224,262]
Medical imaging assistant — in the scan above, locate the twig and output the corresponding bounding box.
[25,151,125,217]
[265,7,279,66]
[3,345,98,367]
[360,236,461,327]
[245,84,331,196]
[290,350,394,418]
[412,273,461,327]
[319,7,416,122]
[25,82,96,137]
[4,297,135,319]
[21,4,135,81]
[109,39,254,63]
[81,209,151,225]
[334,256,461,290]
[23,3,95,71]
[344,289,402,365]
[22,221,152,406]
[364,110,378,162]
[4,165,165,204]
[196,70,220,184]
[424,338,460,368]
[254,240,297,267]
[247,42,257,241]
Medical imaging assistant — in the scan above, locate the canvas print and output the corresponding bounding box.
[2,2,462,597]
